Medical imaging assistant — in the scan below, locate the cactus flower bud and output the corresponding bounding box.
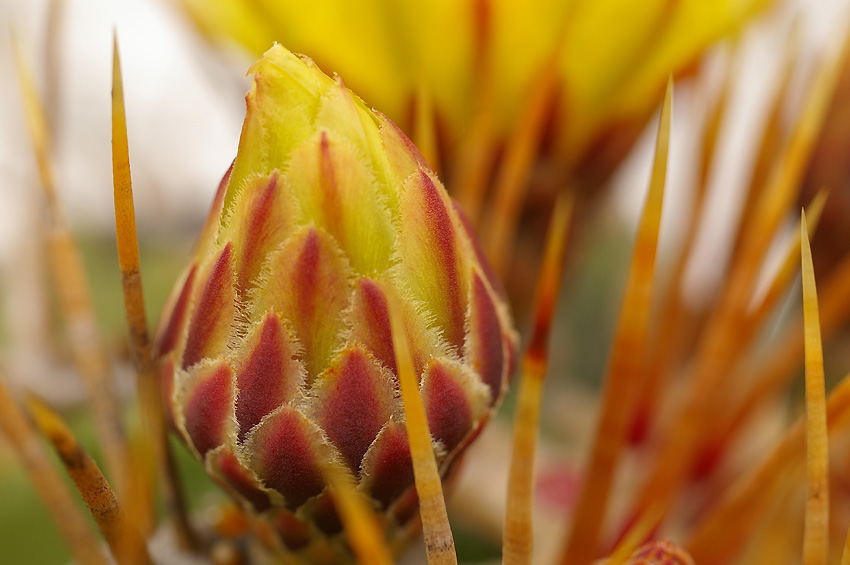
[155,44,518,561]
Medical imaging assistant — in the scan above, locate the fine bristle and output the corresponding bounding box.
[605,504,665,565]
[502,190,573,565]
[0,374,107,565]
[801,212,829,564]
[450,21,497,228]
[732,22,798,256]
[480,24,567,275]
[629,30,849,530]
[750,190,827,327]
[414,71,441,175]
[386,287,458,565]
[14,35,131,498]
[24,393,152,565]
[630,57,728,446]
[111,35,197,550]
[685,371,850,562]
[560,78,672,565]
[711,225,850,474]
[12,34,59,213]
[318,462,394,565]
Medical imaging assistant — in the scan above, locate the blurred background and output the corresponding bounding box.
[2,0,850,563]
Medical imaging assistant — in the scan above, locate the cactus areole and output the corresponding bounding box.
[154,44,518,561]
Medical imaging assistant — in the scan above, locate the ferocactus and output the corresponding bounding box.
[155,44,518,561]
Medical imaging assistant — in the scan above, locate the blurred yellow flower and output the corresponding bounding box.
[178,0,771,181]
[176,0,774,287]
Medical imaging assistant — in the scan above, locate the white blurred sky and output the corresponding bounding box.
[0,0,250,249]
